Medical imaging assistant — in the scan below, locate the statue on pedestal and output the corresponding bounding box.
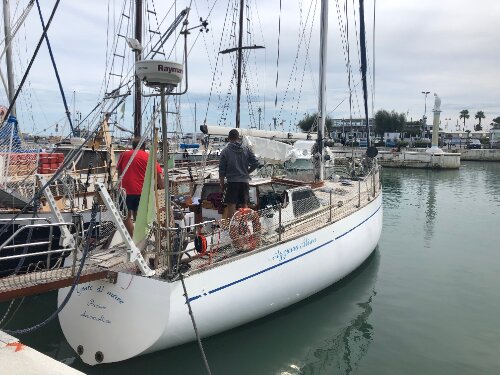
[433,93,441,112]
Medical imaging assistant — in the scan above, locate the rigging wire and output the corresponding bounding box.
[345,0,354,138]
[277,0,317,128]
[1,0,62,123]
[349,0,363,119]
[35,0,74,135]
[273,0,282,112]
[371,0,376,120]
[335,0,361,120]
[335,0,353,110]
[203,0,233,125]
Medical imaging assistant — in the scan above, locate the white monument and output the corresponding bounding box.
[426,93,444,154]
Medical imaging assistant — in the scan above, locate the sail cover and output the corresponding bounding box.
[242,135,293,164]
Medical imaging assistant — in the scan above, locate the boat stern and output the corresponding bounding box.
[58,273,170,365]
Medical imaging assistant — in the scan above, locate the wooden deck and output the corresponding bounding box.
[0,250,132,302]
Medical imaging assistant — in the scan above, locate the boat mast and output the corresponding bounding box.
[3,0,16,116]
[219,2,263,129]
[235,0,244,129]
[317,0,329,181]
[134,0,143,137]
[359,0,370,147]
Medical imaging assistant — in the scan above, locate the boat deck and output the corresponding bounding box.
[0,248,132,302]
[0,168,381,298]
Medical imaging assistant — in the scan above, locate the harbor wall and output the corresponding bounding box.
[375,151,460,169]
[332,147,500,162]
[445,148,500,161]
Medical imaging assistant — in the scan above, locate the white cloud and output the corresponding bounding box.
[2,0,499,134]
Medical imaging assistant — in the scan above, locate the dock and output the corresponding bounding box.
[1,330,85,374]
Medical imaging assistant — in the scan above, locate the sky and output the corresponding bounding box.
[1,0,499,137]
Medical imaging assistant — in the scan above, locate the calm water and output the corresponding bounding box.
[1,162,499,374]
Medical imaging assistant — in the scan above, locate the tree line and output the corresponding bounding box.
[373,109,499,137]
[296,111,500,135]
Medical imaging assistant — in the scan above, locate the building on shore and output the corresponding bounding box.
[330,118,374,142]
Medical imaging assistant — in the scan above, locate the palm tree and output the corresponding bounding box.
[459,110,470,131]
[474,111,485,131]
[491,116,500,130]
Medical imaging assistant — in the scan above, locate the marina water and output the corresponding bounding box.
[1,161,498,374]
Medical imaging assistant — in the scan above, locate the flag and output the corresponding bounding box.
[133,141,157,247]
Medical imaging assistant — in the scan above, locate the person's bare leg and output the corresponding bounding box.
[124,210,135,236]
[227,203,237,219]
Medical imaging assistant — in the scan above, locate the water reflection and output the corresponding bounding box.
[380,170,403,210]
[274,249,380,375]
[476,162,500,205]
[299,291,375,375]
[424,171,437,246]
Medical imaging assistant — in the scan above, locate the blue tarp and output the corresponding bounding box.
[0,115,22,148]
[0,116,38,152]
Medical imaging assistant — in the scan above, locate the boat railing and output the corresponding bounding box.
[0,221,77,273]
[155,164,381,276]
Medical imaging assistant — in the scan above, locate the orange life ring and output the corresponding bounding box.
[229,208,261,251]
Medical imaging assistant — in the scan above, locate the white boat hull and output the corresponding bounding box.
[58,193,382,365]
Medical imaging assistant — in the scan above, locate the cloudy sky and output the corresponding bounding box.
[1,0,499,136]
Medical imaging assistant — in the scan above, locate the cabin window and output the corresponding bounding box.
[292,189,320,216]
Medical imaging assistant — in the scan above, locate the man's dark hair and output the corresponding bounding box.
[132,136,146,150]
[228,129,239,141]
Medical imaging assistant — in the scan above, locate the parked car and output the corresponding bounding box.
[358,138,368,147]
[466,138,481,149]
[444,138,464,147]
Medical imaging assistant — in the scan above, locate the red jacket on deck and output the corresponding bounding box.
[116,149,162,195]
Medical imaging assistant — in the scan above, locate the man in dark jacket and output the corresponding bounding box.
[219,129,259,218]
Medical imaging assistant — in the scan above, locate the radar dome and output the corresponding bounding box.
[135,60,183,87]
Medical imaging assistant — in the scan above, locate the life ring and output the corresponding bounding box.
[229,208,261,251]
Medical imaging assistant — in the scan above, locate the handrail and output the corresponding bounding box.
[0,222,75,253]
[0,247,75,262]
[0,217,51,223]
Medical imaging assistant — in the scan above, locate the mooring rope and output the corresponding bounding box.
[179,273,212,375]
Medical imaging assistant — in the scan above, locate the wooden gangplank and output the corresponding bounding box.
[0,266,118,303]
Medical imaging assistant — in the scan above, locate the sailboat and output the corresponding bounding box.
[56,0,382,366]
[0,0,157,276]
